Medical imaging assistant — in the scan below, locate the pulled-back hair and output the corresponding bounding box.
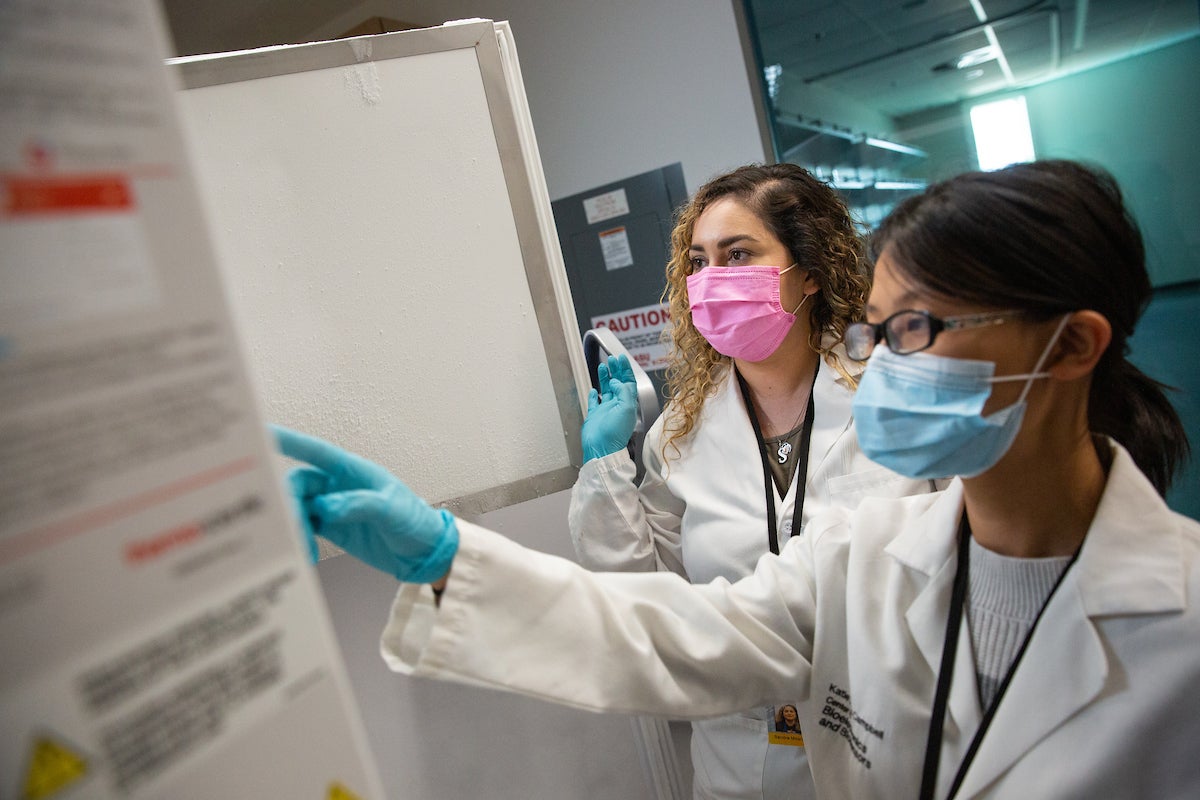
[871,159,1189,494]
[661,163,870,461]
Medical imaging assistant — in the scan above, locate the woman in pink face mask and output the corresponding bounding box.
[569,163,941,800]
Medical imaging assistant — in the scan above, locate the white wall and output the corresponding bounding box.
[308,0,768,198]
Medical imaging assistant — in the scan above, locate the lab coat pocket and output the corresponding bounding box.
[826,466,930,509]
[691,713,769,798]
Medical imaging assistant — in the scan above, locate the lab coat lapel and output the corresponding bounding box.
[720,365,759,448]
[953,583,1106,798]
[888,482,964,672]
[718,368,785,519]
[720,366,765,473]
[805,354,856,478]
[889,484,984,739]
[953,444,1184,798]
[904,568,951,678]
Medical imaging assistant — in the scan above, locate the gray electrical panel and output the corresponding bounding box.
[552,163,689,400]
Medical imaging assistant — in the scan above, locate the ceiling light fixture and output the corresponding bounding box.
[803,4,1058,85]
[864,137,926,157]
[874,180,928,190]
[968,0,1015,84]
[956,46,997,69]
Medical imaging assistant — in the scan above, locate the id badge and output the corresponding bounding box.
[767,703,804,746]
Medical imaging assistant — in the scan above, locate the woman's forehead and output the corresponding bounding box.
[867,252,917,306]
[868,251,954,317]
[695,197,761,229]
[693,197,773,243]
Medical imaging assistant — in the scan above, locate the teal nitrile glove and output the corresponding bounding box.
[581,354,639,463]
[271,425,458,584]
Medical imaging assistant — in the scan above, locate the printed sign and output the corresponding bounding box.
[591,302,672,371]
[599,226,635,270]
[0,2,383,797]
[583,188,630,225]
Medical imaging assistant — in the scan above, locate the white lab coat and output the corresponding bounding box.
[568,355,938,798]
[382,442,1200,799]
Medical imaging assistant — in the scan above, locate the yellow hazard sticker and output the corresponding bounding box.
[327,781,362,800]
[22,736,88,800]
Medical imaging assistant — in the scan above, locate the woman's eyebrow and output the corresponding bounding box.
[865,290,922,316]
[690,234,760,252]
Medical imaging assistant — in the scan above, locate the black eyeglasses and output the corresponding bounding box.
[844,309,1021,361]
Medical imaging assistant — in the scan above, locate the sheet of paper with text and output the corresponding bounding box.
[0,1,385,798]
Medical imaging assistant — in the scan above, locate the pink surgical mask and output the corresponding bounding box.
[686,263,808,362]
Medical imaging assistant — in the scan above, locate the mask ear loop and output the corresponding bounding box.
[989,314,1073,401]
[778,263,811,316]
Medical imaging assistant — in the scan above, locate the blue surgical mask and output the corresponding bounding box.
[851,316,1069,479]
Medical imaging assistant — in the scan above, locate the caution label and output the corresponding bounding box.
[22,736,88,799]
[327,781,362,800]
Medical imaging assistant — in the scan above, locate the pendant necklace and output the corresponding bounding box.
[735,362,819,555]
[774,399,809,464]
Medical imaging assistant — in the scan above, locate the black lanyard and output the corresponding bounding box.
[734,363,818,556]
[918,516,1082,800]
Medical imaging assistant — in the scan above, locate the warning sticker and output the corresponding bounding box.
[590,302,672,371]
[598,226,634,271]
[22,736,88,800]
[328,781,363,800]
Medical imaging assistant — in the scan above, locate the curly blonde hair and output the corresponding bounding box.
[661,163,870,462]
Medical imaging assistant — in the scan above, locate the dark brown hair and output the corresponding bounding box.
[871,159,1189,494]
[661,163,869,459]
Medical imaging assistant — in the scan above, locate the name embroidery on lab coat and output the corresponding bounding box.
[817,682,884,770]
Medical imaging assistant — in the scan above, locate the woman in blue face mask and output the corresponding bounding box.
[845,160,1188,496]
[277,160,1197,799]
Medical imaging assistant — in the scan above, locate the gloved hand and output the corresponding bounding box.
[581,354,639,463]
[271,425,458,584]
